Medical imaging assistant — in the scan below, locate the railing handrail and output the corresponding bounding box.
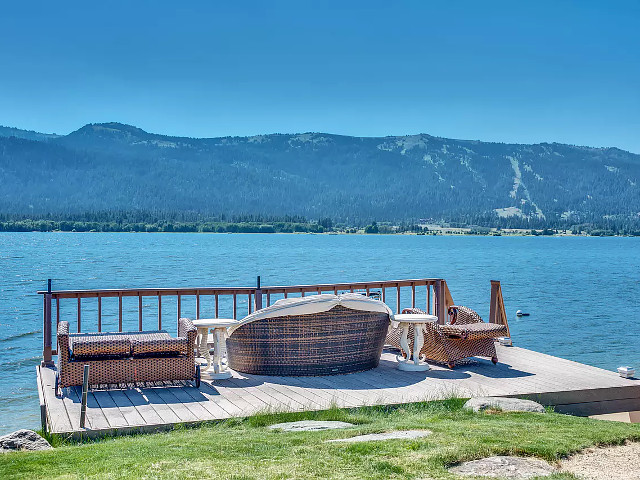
[37,278,443,298]
[39,276,450,366]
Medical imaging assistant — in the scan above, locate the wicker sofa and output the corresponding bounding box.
[227,293,392,376]
[56,317,199,392]
[386,305,508,368]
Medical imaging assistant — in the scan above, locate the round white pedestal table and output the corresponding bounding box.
[393,313,438,371]
[192,318,239,380]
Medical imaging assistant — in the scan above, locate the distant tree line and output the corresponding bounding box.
[0,212,327,233]
[1,211,639,235]
[0,219,325,234]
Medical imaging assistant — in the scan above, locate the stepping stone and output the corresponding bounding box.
[268,420,354,432]
[326,430,432,443]
[449,456,555,478]
[464,397,545,413]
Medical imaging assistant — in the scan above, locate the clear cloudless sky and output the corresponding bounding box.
[1,1,639,152]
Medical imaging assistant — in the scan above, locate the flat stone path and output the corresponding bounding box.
[268,420,354,431]
[463,397,545,413]
[326,430,432,443]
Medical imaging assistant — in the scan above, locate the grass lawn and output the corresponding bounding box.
[1,399,640,479]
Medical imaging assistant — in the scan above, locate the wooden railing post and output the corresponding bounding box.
[434,279,446,324]
[42,279,53,366]
[232,294,237,319]
[97,296,102,332]
[77,296,81,333]
[411,283,416,308]
[490,280,510,337]
[118,294,123,332]
[254,276,263,311]
[443,281,454,312]
[490,281,498,324]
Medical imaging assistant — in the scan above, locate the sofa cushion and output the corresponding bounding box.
[69,330,173,359]
[131,337,190,357]
[440,322,508,340]
[70,336,131,359]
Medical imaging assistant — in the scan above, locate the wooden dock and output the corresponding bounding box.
[37,345,640,438]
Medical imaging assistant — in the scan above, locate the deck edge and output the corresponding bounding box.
[35,365,47,433]
[55,418,228,441]
[511,386,640,416]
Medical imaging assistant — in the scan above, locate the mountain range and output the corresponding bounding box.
[1,122,639,228]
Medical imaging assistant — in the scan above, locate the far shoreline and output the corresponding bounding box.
[2,216,635,237]
[1,229,636,238]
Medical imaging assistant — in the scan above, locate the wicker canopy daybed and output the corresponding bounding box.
[226,293,392,376]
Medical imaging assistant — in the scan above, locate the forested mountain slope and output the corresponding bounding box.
[1,122,638,227]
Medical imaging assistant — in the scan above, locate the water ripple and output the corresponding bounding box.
[0,330,41,343]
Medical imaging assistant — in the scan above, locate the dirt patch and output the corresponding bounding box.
[560,442,640,479]
[449,456,554,478]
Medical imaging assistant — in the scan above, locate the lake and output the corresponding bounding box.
[0,232,638,434]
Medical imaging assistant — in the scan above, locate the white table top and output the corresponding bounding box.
[192,318,239,328]
[393,313,438,323]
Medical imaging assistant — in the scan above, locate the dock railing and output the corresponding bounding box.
[39,277,507,366]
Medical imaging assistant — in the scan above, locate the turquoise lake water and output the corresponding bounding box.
[0,232,638,434]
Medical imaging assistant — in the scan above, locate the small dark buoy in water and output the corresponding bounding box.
[516,310,530,317]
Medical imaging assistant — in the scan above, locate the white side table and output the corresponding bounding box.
[192,318,239,380]
[192,319,214,368]
[393,313,438,371]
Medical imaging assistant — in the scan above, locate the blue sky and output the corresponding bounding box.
[1,1,639,152]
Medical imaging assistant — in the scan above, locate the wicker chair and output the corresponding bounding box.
[56,317,199,392]
[227,295,391,376]
[386,305,508,368]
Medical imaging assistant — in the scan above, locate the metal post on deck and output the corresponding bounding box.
[80,365,89,428]
[255,275,263,311]
[42,279,53,366]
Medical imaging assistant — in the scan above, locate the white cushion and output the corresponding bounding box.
[228,293,393,335]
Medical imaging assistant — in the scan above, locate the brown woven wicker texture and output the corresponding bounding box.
[57,318,197,387]
[386,305,508,368]
[227,305,390,376]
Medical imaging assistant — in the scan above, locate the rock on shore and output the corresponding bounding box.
[0,430,52,452]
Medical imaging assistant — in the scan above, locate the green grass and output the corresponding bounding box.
[1,399,639,479]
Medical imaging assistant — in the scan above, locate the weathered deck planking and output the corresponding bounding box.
[37,345,640,438]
